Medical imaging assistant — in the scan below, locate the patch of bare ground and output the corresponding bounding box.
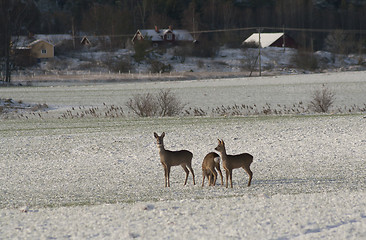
[0,98,48,117]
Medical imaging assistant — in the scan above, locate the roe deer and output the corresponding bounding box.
[154,132,195,187]
[202,152,224,187]
[215,139,253,188]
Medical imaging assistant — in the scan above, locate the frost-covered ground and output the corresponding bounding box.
[1,72,366,239]
[11,46,366,80]
[3,71,366,117]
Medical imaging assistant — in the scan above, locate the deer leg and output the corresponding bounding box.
[243,166,253,187]
[187,163,195,185]
[167,166,171,187]
[209,168,217,186]
[163,165,168,187]
[229,169,233,188]
[182,165,189,186]
[225,169,229,188]
[216,166,224,186]
[202,171,206,187]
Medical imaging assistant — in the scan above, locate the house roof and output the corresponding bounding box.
[28,39,54,47]
[135,29,194,42]
[33,34,72,46]
[12,34,71,47]
[243,33,285,48]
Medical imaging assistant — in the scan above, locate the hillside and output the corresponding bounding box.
[12,46,366,85]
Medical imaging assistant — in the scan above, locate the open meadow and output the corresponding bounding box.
[1,71,366,239]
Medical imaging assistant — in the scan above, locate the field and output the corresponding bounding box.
[1,71,366,239]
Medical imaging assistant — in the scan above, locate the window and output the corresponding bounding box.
[166,33,173,41]
[41,49,47,54]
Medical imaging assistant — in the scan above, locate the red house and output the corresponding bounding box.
[132,26,194,47]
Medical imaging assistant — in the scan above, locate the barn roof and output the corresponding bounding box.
[243,33,285,48]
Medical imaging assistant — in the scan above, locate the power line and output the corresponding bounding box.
[190,26,366,35]
[71,26,366,40]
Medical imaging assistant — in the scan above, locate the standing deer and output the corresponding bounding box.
[202,152,224,187]
[154,132,195,187]
[215,139,253,188]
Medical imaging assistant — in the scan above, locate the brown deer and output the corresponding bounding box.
[154,132,195,187]
[202,152,224,187]
[215,139,253,188]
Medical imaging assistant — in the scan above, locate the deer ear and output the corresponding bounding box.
[161,132,165,138]
[217,139,221,143]
[221,139,225,145]
[154,132,158,138]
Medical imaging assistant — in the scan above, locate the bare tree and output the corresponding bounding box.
[309,85,335,113]
[157,89,186,117]
[126,90,185,117]
[0,0,36,83]
[126,93,158,117]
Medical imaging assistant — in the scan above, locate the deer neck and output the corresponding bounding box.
[219,148,228,161]
[157,143,166,155]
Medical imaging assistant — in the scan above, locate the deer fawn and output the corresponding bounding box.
[202,152,224,187]
[215,139,253,188]
[154,132,195,187]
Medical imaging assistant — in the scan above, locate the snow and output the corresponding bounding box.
[1,72,366,239]
[12,46,366,78]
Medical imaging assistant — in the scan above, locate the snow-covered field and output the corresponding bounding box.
[1,72,366,239]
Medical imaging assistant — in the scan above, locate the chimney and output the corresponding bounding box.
[155,26,159,33]
[28,32,34,39]
[168,25,173,31]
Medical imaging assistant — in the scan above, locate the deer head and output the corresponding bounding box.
[154,132,165,146]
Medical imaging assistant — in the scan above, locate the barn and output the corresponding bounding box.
[243,33,297,48]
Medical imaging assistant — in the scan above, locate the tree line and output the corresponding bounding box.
[1,0,366,82]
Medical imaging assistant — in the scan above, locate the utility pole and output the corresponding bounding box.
[283,25,286,52]
[72,17,76,49]
[258,28,262,76]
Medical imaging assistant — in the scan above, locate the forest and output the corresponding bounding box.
[1,0,366,50]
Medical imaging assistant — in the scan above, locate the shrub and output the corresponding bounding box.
[126,89,185,117]
[126,93,158,117]
[324,30,357,55]
[149,60,172,73]
[293,50,318,71]
[13,51,37,68]
[133,40,151,62]
[191,40,219,58]
[105,57,133,73]
[241,48,258,72]
[157,89,186,117]
[308,85,335,113]
[197,60,204,68]
[54,40,80,55]
[173,46,189,63]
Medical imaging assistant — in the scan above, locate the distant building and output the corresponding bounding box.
[79,35,111,48]
[13,38,54,59]
[13,34,73,59]
[132,26,194,47]
[80,36,92,46]
[28,39,54,59]
[243,33,297,48]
